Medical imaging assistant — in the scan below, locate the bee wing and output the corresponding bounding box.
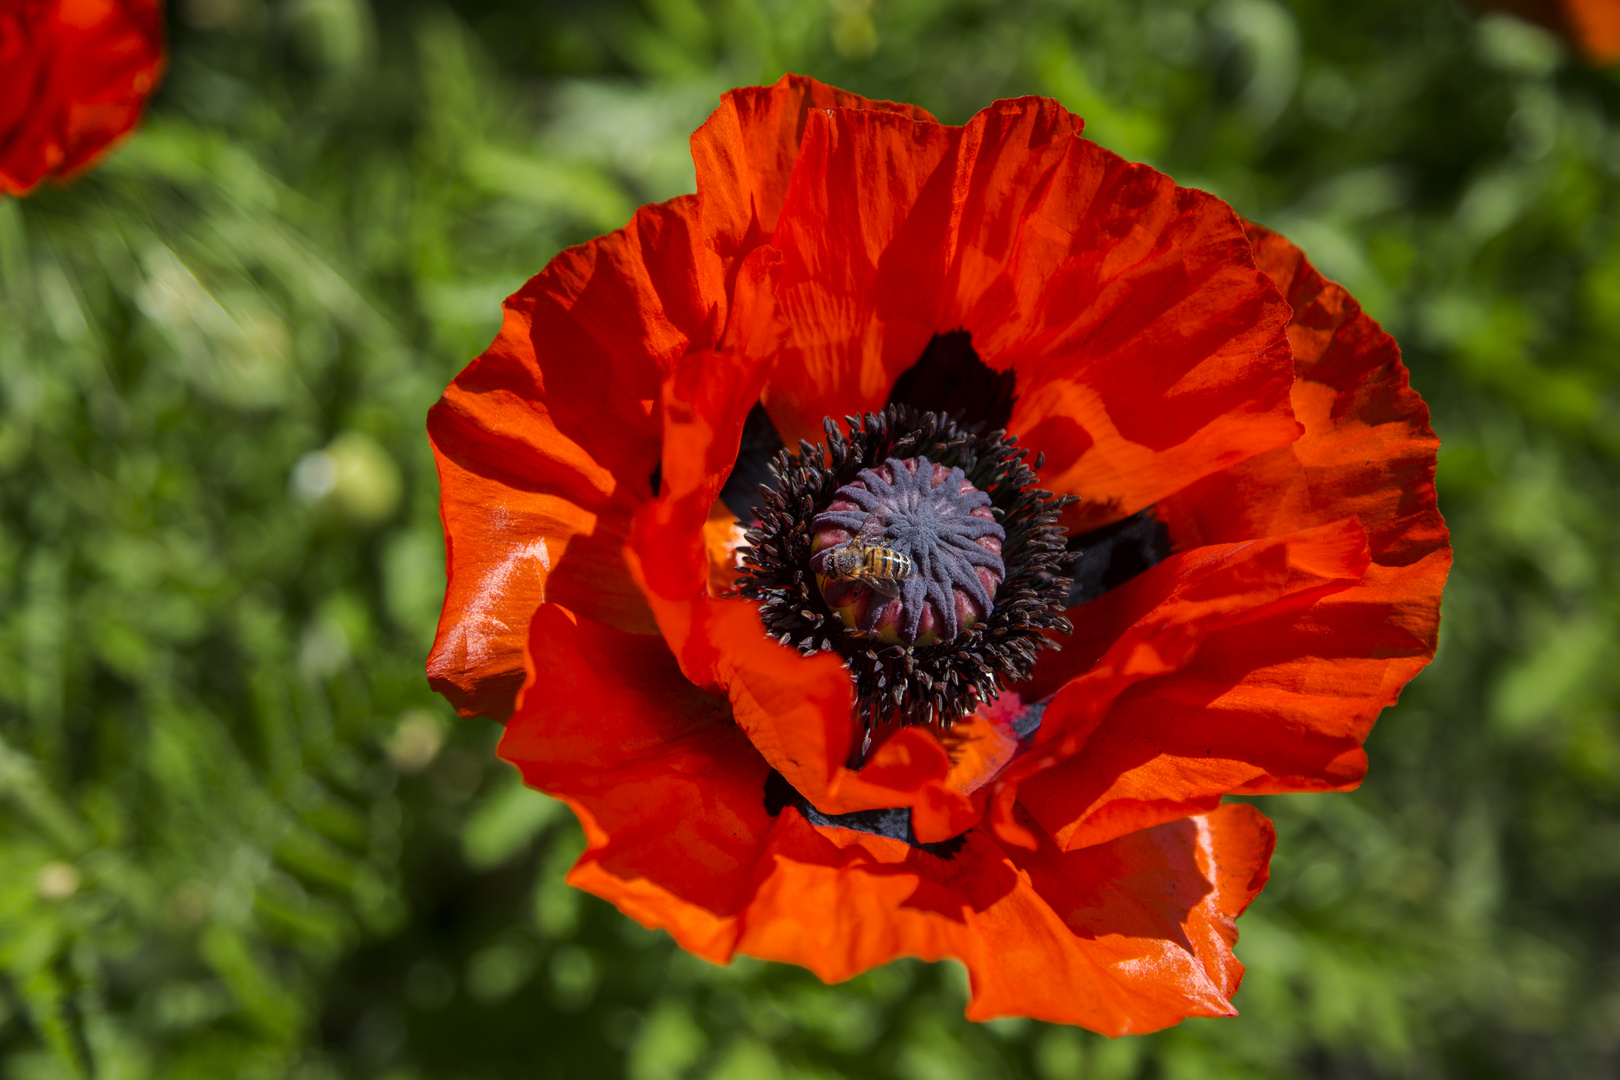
[854,511,887,545]
[865,573,902,599]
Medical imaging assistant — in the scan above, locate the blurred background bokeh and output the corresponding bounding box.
[3,0,1619,1076]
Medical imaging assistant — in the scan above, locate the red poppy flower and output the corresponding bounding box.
[1476,0,1620,63]
[427,76,1449,1033]
[0,0,166,197]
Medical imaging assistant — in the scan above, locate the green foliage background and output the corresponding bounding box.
[3,0,1619,1076]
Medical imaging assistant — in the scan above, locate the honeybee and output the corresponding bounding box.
[823,513,914,597]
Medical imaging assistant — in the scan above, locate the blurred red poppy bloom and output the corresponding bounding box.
[1477,0,1620,63]
[427,76,1449,1033]
[0,0,166,197]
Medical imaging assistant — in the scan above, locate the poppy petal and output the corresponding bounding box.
[759,99,1081,448]
[428,195,726,719]
[1038,563,1437,848]
[1023,518,1371,706]
[701,500,749,597]
[937,112,1299,529]
[734,802,1275,1035]
[1166,224,1448,567]
[0,0,165,195]
[1010,227,1448,851]
[501,603,772,963]
[989,140,1300,531]
[691,72,936,279]
[758,100,1298,527]
[623,249,781,660]
[991,519,1364,850]
[507,604,1276,1034]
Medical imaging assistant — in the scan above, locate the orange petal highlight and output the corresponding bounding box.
[429,195,726,719]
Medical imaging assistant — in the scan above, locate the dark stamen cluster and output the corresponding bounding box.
[737,406,1075,734]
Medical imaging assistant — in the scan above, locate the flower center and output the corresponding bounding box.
[736,407,1074,734]
[810,457,1004,646]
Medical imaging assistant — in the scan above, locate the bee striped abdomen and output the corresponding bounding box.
[864,547,913,579]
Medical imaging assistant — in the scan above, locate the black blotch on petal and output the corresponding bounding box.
[719,403,786,520]
[1011,700,1046,740]
[887,330,1017,432]
[763,769,796,816]
[1065,507,1172,607]
[648,461,662,497]
[763,770,966,858]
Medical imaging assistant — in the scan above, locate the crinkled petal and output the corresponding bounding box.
[428,195,726,719]
[501,604,772,963]
[1023,519,1371,710]
[1008,225,1448,851]
[734,803,1274,1035]
[1166,224,1448,568]
[759,98,1298,526]
[504,604,1276,1034]
[691,72,936,281]
[1044,565,1436,842]
[996,520,1366,849]
[984,139,1299,531]
[759,99,1081,447]
[0,0,165,195]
